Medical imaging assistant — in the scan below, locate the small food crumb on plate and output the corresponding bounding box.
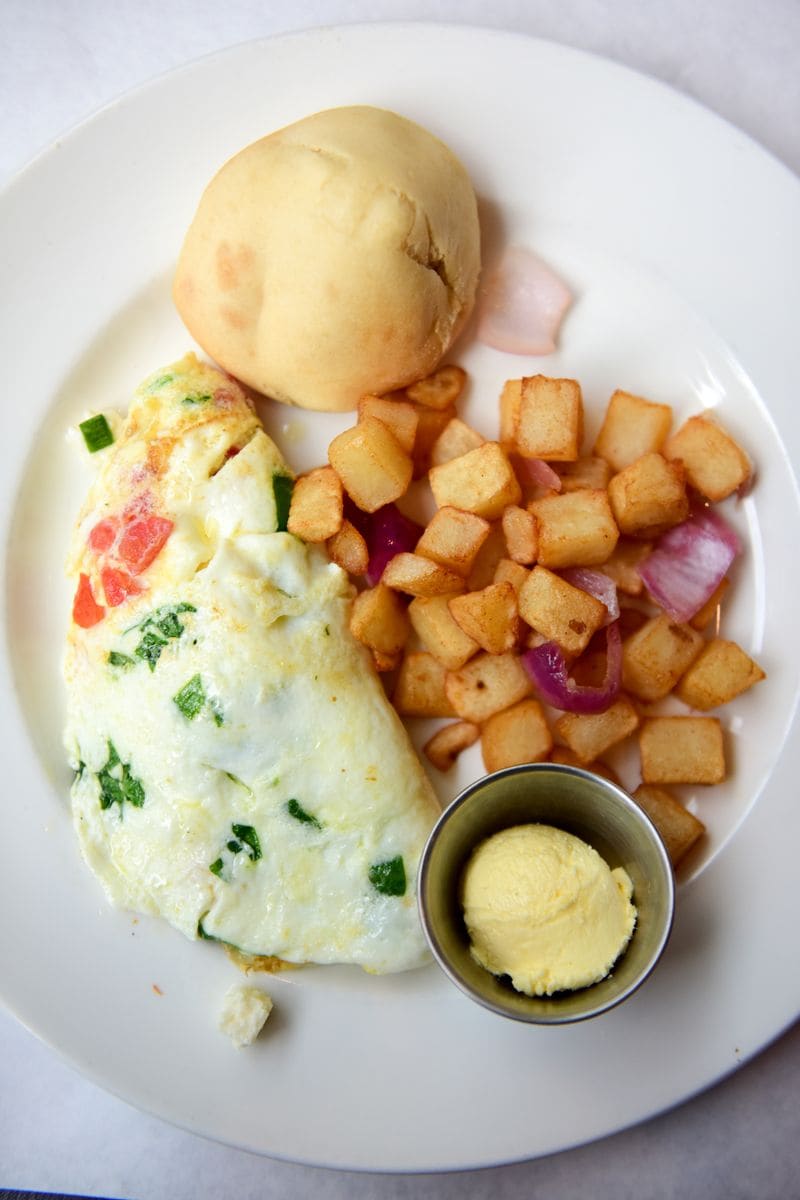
[218,983,274,1048]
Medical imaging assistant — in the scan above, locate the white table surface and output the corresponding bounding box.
[2,1,799,1196]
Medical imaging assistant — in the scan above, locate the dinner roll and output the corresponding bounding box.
[173,106,481,412]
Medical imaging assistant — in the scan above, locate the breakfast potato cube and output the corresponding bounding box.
[617,604,650,640]
[493,557,531,598]
[406,364,467,410]
[518,566,607,656]
[466,524,507,590]
[430,417,485,467]
[501,505,538,565]
[632,784,706,867]
[555,456,612,493]
[381,552,464,597]
[549,746,621,785]
[516,375,583,461]
[408,595,479,670]
[448,581,519,655]
[358,394,418,454]
[287,466,343,542]
[621,614,704,702]
[349,583,410,658]
[409,403,457,477]
[423,720,480,772]
[593,389,673,472]
[607,452,689,538]
[639,716,725,785]
[393,652,457,718]
[329,416,413,512]
[554,697,640,764]
[688,577,729,632]
[415,506,491,577]
[429,442,522,519]
[327,518,369,576]
[674,638,766,710]
[499,378,522,447]
[663,414,752,502]
[598,538,652,596]
[528,488,619,567]
[445,652,532,723]
[482,699,553,773]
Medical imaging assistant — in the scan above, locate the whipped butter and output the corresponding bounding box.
[460,824,637,997]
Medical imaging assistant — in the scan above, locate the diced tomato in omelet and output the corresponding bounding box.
[72,573,105,628]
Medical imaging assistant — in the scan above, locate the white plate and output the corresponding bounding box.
[1,23,799,1173]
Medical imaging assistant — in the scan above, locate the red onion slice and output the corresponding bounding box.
[559,567,619,625]
[637,507,741,622]
[515,456,562,492]
[476,246,573,355]
[522,621,622,714]
[365,504,424,586]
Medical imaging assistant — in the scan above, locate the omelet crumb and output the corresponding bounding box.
[218,983,273,1048]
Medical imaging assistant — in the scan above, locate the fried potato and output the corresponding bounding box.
[429,442,522,519]
[406,363,467,410]
[481,699,553,773]
[329,416,413,512]
[518,566,607,656]
[621,614,704,702]
[493,557,531,598]
[408,595,479,670]
[423,720,480,772]
[287,466,343,542]
[381,552,464,597]
[593,389,673,472]
[528,488,619,567]
[499,378,522,447]
[597,538,652,596]
[410,403,457,477]
[445,652,532,723]
[663,414,751,502]
[555,456,612,493]
[358,394,418,454]
[415,506,491,577]
[448,581,519,655]
[639,716,725,785]
[501,504,538,565]
[327,518,369,576]
[607,452,688,538]
[554,696,640,764]
[674,639,766,710]
[632,784,706,867]
[393,651,457,718]
[430,417,485,466]
[516,375,583,462]
[349,583,410,657]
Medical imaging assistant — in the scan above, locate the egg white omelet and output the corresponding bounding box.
[63,354,439,973]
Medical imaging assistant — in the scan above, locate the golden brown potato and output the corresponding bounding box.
[493,557,531,598]
[415,506,491,577]
[528,488,619,567]
[555,456,612,493]
[674,639,766,710]
[501,504,538,565]
[349,583,410,657]
[554,697,640,764]
[423,720,480,771]
[358,394,418,454]
[408,594,479,670]
[327,518,369,576]
[632,784,706,867]
[430,417,485,467]
[429,442,522,519]
[445,652,532,723]
[639,716,725,785]
[621,614,705,702]
[328,416,413,512]
[393,651,457,718]
[518,565,607,656]
[593,389,673,473]
[516,375,583,462]
[481,699,553,773]
[597,538,652,596]
[287,466,343,542]
[448,581,519,655]
[406,363,467,410]
[663,414,752,502]
[498,378,522,447]
[381,552,464,597]
[409,403,457,477]
[607,452,689,538]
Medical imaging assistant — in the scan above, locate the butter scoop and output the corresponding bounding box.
[460,823,637,997]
